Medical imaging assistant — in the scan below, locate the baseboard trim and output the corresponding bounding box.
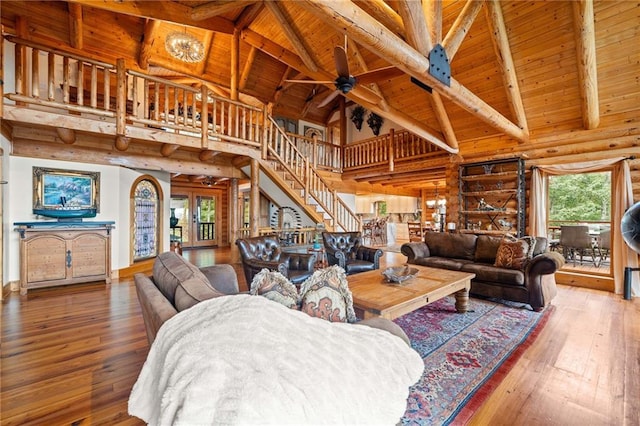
[556,271,614,292]
[118,258,154,279]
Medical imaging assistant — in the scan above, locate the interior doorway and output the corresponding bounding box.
[170,191,220,248]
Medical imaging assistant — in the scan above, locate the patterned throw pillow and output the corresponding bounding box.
[299,266,357,323]
[520,236,537,259]
[494,236,530,270]
[250,269,299,309]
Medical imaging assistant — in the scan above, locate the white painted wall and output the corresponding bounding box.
[5,156,170,284]
[346,105,398,143]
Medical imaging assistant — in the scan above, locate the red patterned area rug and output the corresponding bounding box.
[394,296,552,425]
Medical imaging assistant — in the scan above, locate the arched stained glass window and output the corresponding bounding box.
[133,178,160,260]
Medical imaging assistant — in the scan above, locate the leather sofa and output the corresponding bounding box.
[236,235,316,286]
[401,232,565,311]
[322,231,383,275]
[134,251,410,345]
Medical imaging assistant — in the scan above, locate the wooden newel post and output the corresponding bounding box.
[116,58,126,137]
[388,128,395,172]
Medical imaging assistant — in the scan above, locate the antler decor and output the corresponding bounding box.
[350,105,366,131]
[367,112,384,136]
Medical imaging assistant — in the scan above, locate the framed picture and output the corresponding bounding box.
[33,167,100,219]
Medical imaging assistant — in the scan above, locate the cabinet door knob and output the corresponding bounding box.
[66,250,72,268]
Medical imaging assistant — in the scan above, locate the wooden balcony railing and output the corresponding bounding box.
[5,36,266,154]
[343,128,444,172]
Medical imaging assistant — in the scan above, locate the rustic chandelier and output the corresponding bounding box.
[165,31,205,63]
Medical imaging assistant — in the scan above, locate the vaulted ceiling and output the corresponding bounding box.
[1,1,638,189]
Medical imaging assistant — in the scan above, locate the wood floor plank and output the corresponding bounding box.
[1,248,638,425]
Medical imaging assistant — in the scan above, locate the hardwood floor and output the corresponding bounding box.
[1,248,638,425]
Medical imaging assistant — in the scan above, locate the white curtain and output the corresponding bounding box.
[529,157,639,297]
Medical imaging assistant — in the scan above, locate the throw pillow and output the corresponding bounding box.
[250,268,299,309]
[520,236,537,259]
[153,251,214,306]
[174,276,226,312]
[494,236,530,270]
[299,266,357,323]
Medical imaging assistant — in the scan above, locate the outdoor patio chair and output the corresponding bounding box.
[559,225,598,267]
[597,229,611,267]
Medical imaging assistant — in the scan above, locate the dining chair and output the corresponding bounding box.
[597,229,611,267]
[559,225,598,267]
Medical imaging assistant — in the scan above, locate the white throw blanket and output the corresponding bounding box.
[129,294,424,425]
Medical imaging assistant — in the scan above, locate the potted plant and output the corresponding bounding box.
[350,105,366,131]
[367,112,384,136]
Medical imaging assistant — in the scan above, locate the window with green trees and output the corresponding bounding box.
[548,172,611,222]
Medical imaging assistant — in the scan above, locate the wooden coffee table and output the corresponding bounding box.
[347,265,476,320]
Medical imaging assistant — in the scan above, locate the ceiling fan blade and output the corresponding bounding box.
[317,90,341,108]
[284,79,334,84]
[334,45,350,78]
[351,86,383,105]
[355,66,404,85]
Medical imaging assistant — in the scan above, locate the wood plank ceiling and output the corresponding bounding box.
[1,1,637,190]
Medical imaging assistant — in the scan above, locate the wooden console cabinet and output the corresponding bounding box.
[16,222,114,295]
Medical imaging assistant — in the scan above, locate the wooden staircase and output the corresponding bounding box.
[259,117,361,232]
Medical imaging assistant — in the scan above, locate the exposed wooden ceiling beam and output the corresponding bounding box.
[443,0,484,61]
[300,0,528,143]
[572,0,600,130]
[230,29,240,100]
[161,143,179,157]
[397,0,458,150]
[235,2,265,30]
[264,1,318,73]
[273,66,292,103]
[66,0,235,34]
[67,3,83,50]
[484,0,529,136]
[350,43,389,111]
[241,29,450,153]
[239,46,257,91]
[353,0,405,37]
[424,0,442,44]
[138,19,160,70]
[191,1,259,21]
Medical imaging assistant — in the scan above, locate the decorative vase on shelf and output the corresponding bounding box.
[170,208,179,228]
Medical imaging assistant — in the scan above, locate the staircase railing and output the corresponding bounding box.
[265,117,360,232]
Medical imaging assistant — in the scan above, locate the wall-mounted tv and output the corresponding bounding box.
[32,167,100,220]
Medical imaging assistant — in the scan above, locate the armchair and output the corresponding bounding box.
[322,231,383,275]
[236,236,316,286]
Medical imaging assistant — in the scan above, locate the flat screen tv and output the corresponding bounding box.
[32,167,100,220]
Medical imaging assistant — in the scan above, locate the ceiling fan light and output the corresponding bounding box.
[165,32,205,63]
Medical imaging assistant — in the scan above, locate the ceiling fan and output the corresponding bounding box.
[285,42,403,108]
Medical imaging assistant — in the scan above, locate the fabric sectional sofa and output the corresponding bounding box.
[134,251,410,344]
[401,232,565,311]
